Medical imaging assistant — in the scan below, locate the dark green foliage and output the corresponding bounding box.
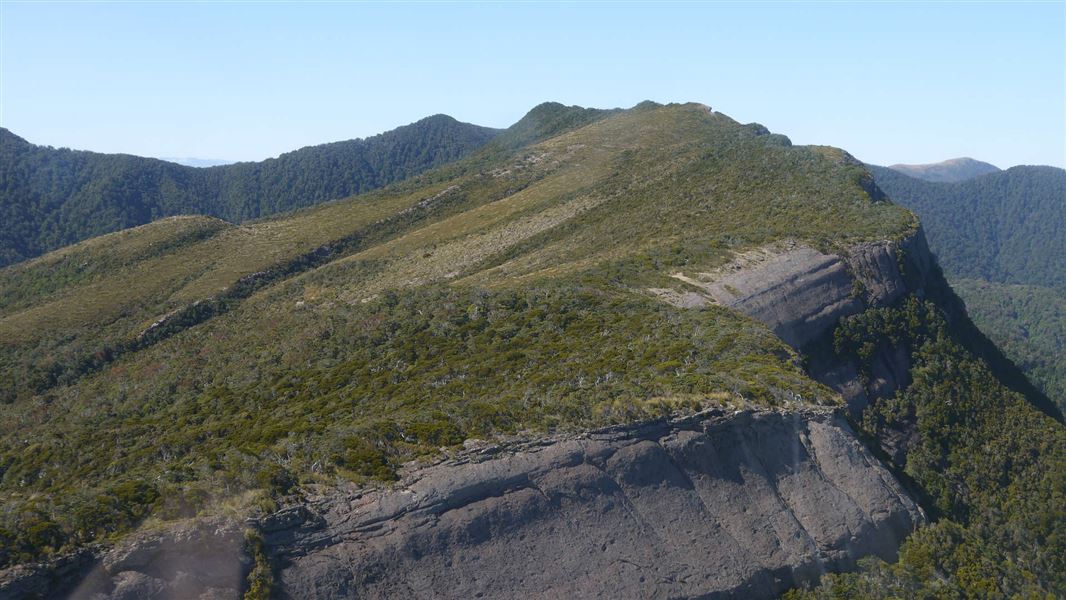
[870,163,1066,419]
[869,164,1066,292]
[243,529,275,600]
[0,480,159,567]
[0,116,499,266]
[953,279,1066,414]
[792,295,1066,598]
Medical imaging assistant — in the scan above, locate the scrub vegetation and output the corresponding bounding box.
[1,101,1061,599]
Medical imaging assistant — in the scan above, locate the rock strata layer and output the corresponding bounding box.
[262,409,923,599]
[661,230,932,412]
[0,518,247,600]
[0,410,923,600]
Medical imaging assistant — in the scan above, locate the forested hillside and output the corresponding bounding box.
[0,101,914,569]
[868,165,1065,291]
[950,278,1066,407]
[0,115,499,267]
[791,290,1065,598]
[870,164,1066,414]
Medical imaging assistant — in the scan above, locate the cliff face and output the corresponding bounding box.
[0,410,923,600]
[1,518,247,600]
[661,230,933,413]
[262,409,923,600]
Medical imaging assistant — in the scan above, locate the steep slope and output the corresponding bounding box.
[0,115,499,267]
[950,278,1066,408]
[1,102,1062,599]
[870,164,1066,413]
[790,291,1066,599]
[29,410,922,600]
[886,157,999,183]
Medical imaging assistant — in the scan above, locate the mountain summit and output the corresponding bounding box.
[886,157,1000,182]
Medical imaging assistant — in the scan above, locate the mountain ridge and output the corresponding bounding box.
[0,101,1062,599]
[0,114,500,267]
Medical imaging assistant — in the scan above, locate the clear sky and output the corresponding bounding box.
[1,1,1063,168]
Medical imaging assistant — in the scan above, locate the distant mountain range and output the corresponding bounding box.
[886,157,1000,183]
[0,116,500,267]
[158,157,236,168]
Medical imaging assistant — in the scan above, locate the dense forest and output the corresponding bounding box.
[950,279,1066,410]
[790,287,1065,598]
[871,164,1066,414]
[0,116,499,267]
[868,164,1065,291]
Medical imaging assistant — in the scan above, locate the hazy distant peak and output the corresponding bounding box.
[160,157,236,168]
[887,157,1000,183]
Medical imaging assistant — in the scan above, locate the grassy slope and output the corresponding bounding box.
[0,102,914,566]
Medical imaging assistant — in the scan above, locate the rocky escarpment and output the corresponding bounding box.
[1,409,923,600]
[660,230,933,412]
[260,409,922,599]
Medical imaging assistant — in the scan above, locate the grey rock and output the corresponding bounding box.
[8,517,254,600]
[678,229,933,412]
[264,409,923,599]
[107,571,166,600]
[0,548,98,600]
[694,231,930,352]
[699,246,864,349]
[97,518,247,590]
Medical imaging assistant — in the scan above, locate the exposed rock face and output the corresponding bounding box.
[0,548,99,600]
[0,411,924,600]
[260,409,923,599]
[663,230,933,412]
[678,246,864,349]
[671,231,930,350]
[0,518,250,600]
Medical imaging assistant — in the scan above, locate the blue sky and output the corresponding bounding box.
[1,1,1063,168]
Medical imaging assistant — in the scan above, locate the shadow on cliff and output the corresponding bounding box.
[924,262,1064,423]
